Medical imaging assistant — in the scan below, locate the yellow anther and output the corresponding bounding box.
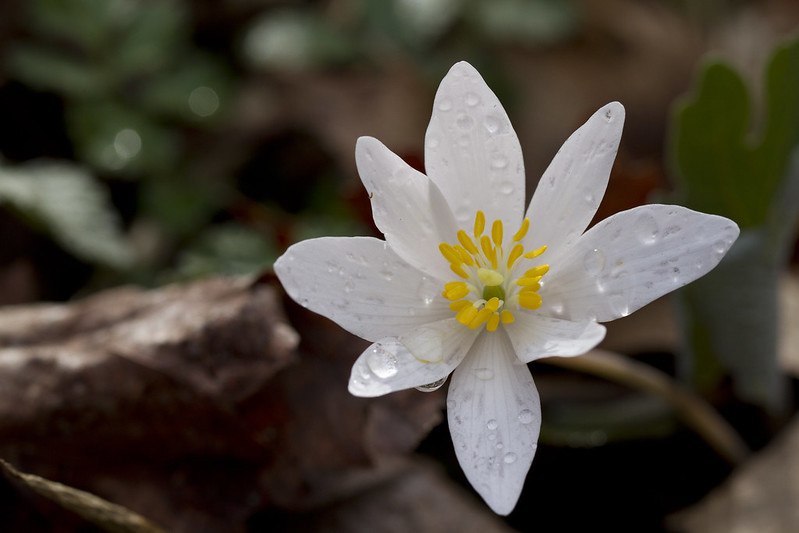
[477,268,504,287]
[492,219,503,246]
[468,306,493,329]
[457,230,479,255]
[516,276,542,287]
[485,297,501,312]
[454,246,475,266]
[524,264,550,278]
[474,210,486,238]
[443,281,470,300]
[439,243,460,264]
[480,235,497,268]
[456,304,479,326]
[500,310,515,324]
[513,218,530,242]
[519,281,541,292]
[524,245,547,259]
[519,292,543,310]
[506,243,524,269]
[450,263,469,279]
[449,300,471,312]
[486,314,501,332]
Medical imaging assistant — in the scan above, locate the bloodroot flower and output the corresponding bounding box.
[274,62,739,514]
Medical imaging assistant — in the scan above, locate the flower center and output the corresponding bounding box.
[439,211,549,332]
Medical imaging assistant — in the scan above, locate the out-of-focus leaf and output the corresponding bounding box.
[392,0,463,43]
[6,45,107,97]
[0,160,134,268]
[672,37,799,228]
[66,101,178,176]
[242,10,355,70]
[472,0,578,46]
[113,0,187,77]
[140,55,231,123]
[0,459,166,533]
[170,223,276,280]
[140,177,223,236]
[27,0,114,51]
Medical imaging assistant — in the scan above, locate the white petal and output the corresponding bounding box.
[348,319,479,397]
[424,61,525,230]
[274,236,450,341]
[356,136,458,281]
[541,205,740,322]
[505,313,606,363]
[523,102,625,260]
[448,331,540,515]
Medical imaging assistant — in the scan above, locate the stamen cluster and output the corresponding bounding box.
[439,211,549,332]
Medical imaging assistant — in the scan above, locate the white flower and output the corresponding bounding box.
[273,62,739,515]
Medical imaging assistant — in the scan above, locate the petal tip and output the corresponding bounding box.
[598,101,626,124]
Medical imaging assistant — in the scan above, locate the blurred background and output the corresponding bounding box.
[1,0,799,531]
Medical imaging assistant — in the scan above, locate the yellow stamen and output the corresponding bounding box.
[468,307,493,329]
[485,297,501,312]
[506,243,524,269]
[450,263,469,279]
[516,276,543,287]
[480,235,497,268]
[486,314,501,332]
[449,300,471,312]
[513,218,530,242]
[439,243,460,264]
[457,230,479,255]
[524,264,550,277]
[474,210,486,238]
[456,304,479,326]
[492,219,503,246]
[524,245,547,259]
[519,292,543,310]
[477,268,504,287]
[500,310,515,324]
[443,281,470,300]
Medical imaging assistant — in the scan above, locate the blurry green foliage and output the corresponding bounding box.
[670,36,799,411]
[0,160,133,269]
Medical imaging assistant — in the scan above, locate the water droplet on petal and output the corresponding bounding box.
[583,248,605,276]
[456,113,474,130]
[503,452,517,464]
[486,419,498,430]
[518,409,534,424]
[491,156,508,169]
[713,240,729,258]
[609,292,630,317]
[473,367,494,380]
[415,376,447,392]
[488,433,496,441]
[344,280,354,293]
[484,115,500,133]
[635,213,660,245]
[366,344,398,379]
[498,181,514,194]
[465,92,480,106]
[495,442,504,450]
[438,98,452,111]
[426,136,440,149]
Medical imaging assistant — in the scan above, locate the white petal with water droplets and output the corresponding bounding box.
[274,236,450,341]
[448,330,540,515]
[505,314,606,363]
[425,61,525,230]
[541,204,740,322]
[348,319,478,397]
[356,136,458,281]
[523,102,625,261]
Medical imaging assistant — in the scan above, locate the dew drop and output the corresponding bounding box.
[496,442,504,450]
[609,292,630,317]
[712,240,728,258]
[299,298,309,308]
[437,98,452,111]
[473,367,494,380]
[465,92,480,106]
[456,113,474,130]
[491,156,508,169]
[365,345,398,379]
[635,213,660,245]
[486,419,498,430]
[427,136,440,149]
[583,248,605,276]
[503,452,517,464]
[498,181,514,195]
[344,280,354,293]
[518,409,534,424]
[488,433,496,441]
[415,376,447,392]
[484,115,500,134]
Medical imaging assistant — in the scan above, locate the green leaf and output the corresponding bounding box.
[0,160,134,268]
[672,37,799,228]
[6,45,107,97]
